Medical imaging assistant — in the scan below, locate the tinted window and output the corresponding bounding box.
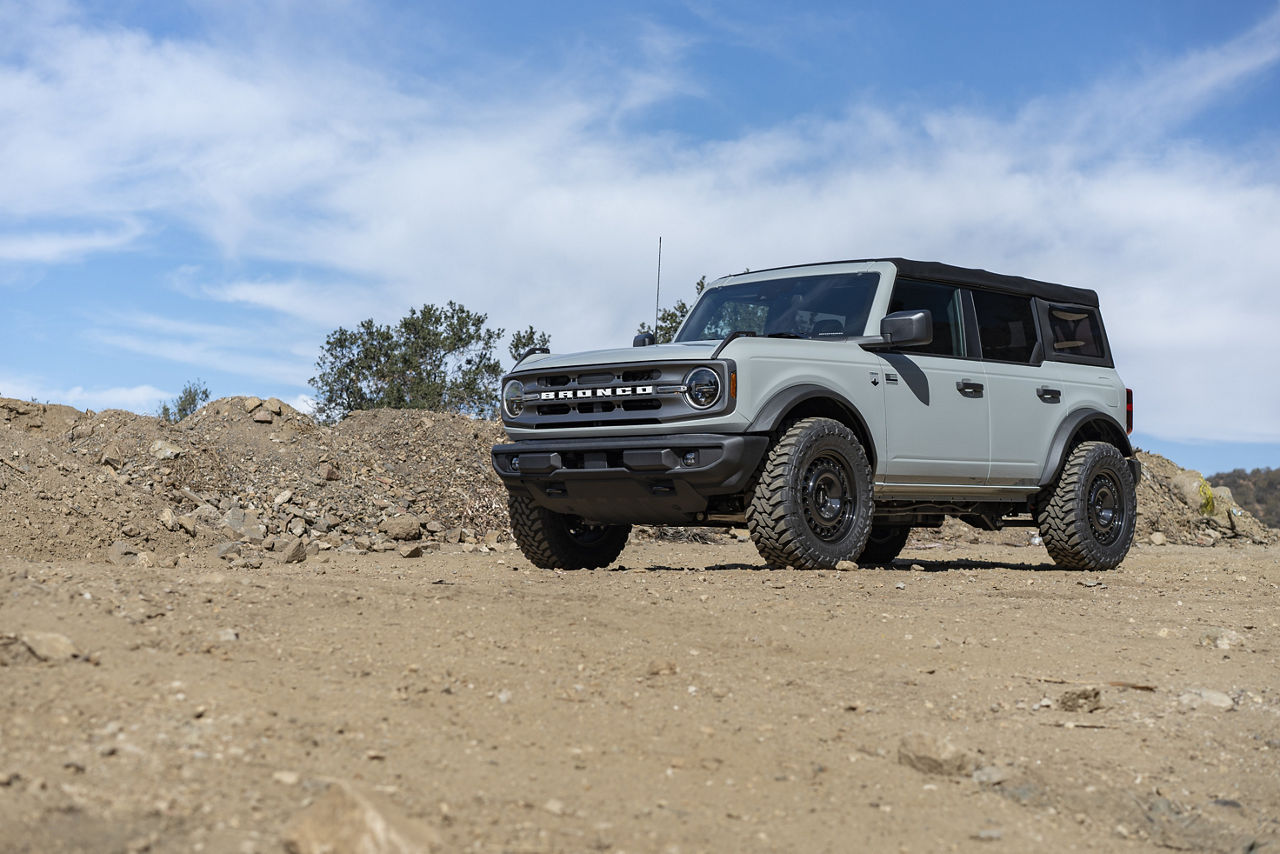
[888,280,964,357]
[676,273,879,341]
[1046,305,1105,359]
[973,291,1038,363]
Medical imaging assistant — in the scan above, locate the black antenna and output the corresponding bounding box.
[654,236,662,336]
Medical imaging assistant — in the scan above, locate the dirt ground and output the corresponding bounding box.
[3,535,1277,854]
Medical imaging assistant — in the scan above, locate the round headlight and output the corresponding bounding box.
[502,380,525,418]
[684,367,721,409]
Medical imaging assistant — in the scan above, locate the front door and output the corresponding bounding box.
[877,280,989,488]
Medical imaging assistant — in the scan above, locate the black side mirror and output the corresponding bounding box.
[878,309,932,348]
[633,332,656,347]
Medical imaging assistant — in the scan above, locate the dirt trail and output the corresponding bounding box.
[3,538,1277,853]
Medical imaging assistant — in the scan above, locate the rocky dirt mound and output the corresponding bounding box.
[1,396,508,567]
[1,396,1273,566]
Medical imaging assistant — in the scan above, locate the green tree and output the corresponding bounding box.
[159,379,210,423]
[311,302,504,422]
[637,276,706,343]
[508,325,551,364]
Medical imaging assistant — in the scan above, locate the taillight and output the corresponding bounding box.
[1125,388,1133,434]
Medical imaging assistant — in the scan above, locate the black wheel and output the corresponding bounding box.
[746,417,874,569]
[857,525,910,566]
[1037,441,1136,570]
[507,493,630,570]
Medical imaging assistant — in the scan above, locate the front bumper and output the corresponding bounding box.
[492,433,770,525]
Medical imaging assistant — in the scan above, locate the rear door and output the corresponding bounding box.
[971,290,1058,488]
[876,279,990,488]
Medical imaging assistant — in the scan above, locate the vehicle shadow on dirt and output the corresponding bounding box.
[629,558,1060,573]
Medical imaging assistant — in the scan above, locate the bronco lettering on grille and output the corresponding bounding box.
[538,385,655,401]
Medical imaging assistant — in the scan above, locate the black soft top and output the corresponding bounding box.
[741,257,1100,308]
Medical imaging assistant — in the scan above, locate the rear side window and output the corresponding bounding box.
[888,280,965,357]
[972,291,1038,364]
[1045,304,1106,360]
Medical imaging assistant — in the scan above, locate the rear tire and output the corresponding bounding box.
[746,417,874,569]
[507,493,631,570]
[1037,441,1136,570]
[857,525,910,566]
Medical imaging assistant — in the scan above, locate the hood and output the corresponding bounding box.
[510,341,718,373]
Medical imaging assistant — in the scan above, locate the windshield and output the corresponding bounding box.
[674,272,880,342]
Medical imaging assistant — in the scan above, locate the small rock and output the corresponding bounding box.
[972,765,1011,785]
[216,542,242,560]
[424,521,444,534]
[278,537,307,564]
[379,514,422,541]
[159,508,179,531]
[1059,687,1102,713]
[1199,627,1243,650]
[242,396,263,413]
[400,544,423,559]
[177,515,198,536]
[1149,532,1167,546]
[835,560,858,571]
[149,439,183,460]
[264,397,284,415]
[273,490,293,507]
[221,507,247,533]
[99,444,124,470]
[482,531,500,547]
[281,779,442,853]
[1179,688,1234,710]
[21,631,78,662]
[273,770,300,786]
[107,540,138,567]
[252,409,274,424]
[542,798,565,816]
[121,523,141,538]
[318,462,340,481]
[897,732,976,777]
[216,628,239,642]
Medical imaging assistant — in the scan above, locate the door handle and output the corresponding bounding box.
[1036,386,1061,402]
[956,379,984,397]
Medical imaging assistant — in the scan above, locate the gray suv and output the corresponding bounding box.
[492,258,1138,571]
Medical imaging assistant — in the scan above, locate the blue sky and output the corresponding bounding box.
[2,0,1279,477]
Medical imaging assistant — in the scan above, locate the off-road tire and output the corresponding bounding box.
[507,493,631,570]
[1037,441,1136,570]
[857,525,911,566]
[746,417,874,569]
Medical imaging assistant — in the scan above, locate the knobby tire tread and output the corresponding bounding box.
[1037,441,1135,571]
[746,417,873,570]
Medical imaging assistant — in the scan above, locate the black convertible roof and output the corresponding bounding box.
[742,257,1100,307]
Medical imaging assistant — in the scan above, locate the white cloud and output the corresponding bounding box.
[2,3,1280,443]
[0,375,170,413]
[0,219,144,263]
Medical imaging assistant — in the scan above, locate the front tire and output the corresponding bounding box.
[1037,441,1136,570]
[746,417,874,569]
[857,525,910,566]
[507,493,631,570]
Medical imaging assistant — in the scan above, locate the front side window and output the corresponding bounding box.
[973,290,1038,363]
[675,273,879,342]
[887,279,964,357]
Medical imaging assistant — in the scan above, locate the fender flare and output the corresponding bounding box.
[745,384,877,463]
[1038,409,1133,486]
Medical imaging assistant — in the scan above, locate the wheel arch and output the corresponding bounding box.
[1038,409,1133,487]
[746,385,878,470]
